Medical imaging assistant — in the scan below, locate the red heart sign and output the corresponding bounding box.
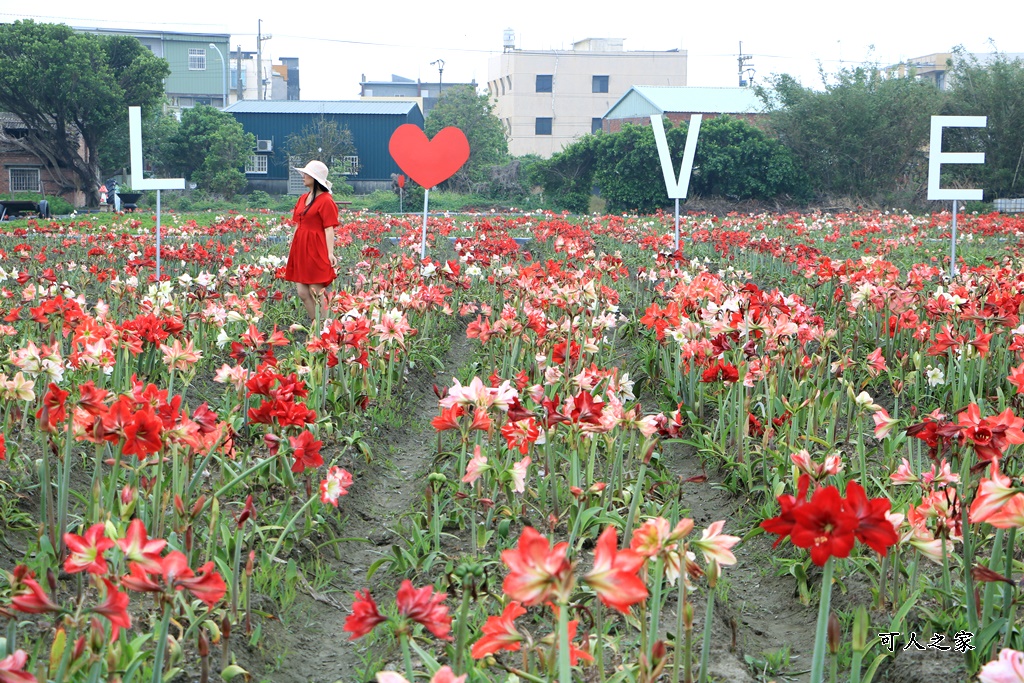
[388,124,470,189]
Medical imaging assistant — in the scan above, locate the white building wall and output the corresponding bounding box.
[488,47,687,157]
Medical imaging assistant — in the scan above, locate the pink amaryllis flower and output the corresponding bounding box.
[865,347,887,377]
[691,521,740,567]
[0,649,35,683]
[971,462,1021,525]
[509,456,531,494]
[978,648,1024,683]
[64,523,116,575]
[470,601,527,659]
[872,408,900,439]
[582,526,648,613]
[461,446,489,485]
[377,666,466,683]
[630,517,693,558]
[320,467,353,506]
[501,527,575,606]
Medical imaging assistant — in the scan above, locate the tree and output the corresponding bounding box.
[97,106,179,179]
[533,117,806,213]
[285,116,356,195]
[0,21,169,205]
[166,105,254,198]
[944,48,1024,199]
[758,67,946,201]
[425,85,508,192]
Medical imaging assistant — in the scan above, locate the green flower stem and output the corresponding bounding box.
[595,602,606,683]
[557,600,572,683]
[401,633,415,683]
[151,601,173,683]
[648,556,665,660]
[698,587,715,683]
[674,576,686,683]
[454,578,473,674]
[267,494,317,563]
[809,557,835,683]
[622,461,648,543]
[982,527,1004,628]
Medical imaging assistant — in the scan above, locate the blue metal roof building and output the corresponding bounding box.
[225,100,424,194]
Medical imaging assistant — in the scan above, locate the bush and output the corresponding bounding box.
[247,190,272,208]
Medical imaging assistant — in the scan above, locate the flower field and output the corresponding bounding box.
[4,207,1024,682]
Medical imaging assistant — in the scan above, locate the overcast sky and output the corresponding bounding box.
[4,1,1019,100]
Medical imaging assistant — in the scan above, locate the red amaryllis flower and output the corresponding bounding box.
[582,526,648,613]
[501,527,575,606]
[568,391,604,426]
[0,649,35,683]
[120,562,162,593]
[36,382,70,432]
[470,601,527,659]
[122,407,164,457]
[116,519,166,574]
[9,567,60,614]
[63,523,116,575]
[289,430,324,473]
[501,417,540,454]
[431,405,464,431]
[396,580,452,640]
[160,551,227,607]
[92,579,132,637]
[959,405,1024,463]
[344,590,387,640]
[843,482,898,555]
[701,360,739,384]
[790,486,858,566]
[760,474,811,547]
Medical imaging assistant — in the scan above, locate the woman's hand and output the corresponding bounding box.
[329,253,338,269]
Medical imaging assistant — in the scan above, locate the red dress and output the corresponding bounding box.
[284,191,339,286]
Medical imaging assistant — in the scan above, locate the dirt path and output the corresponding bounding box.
[239,327,474,683]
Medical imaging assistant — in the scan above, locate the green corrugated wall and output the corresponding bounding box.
[230,109,425,181]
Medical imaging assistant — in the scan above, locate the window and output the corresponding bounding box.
[592,75,609,93]
[536,74,552,92]
[592,118,604,134]
[245,155,268,174]
[535,117,552,135]
[338,156,360,175]
[288,156,306,194]
[195,97,211,106]
[9,168,40,193]
[188,48,206,71]
[230,67,245,90]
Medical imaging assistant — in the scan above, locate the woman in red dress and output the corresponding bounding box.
[284,160,339,322]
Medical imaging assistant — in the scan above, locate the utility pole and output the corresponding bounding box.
[236,45,243,101]
[738,41,754,87]
[256,20,272,100]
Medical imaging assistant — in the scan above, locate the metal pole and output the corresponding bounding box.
[951,199,958,278]
[257,20,263,101]
[156,189,162,280]
[421,189,430,259]
[674,197,680,251]
[209,44,226,109]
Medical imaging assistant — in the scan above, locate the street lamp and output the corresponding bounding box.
[430,59,445,100]
[209,43,227,109]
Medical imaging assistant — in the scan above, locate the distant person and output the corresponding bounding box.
[284,160,338,324]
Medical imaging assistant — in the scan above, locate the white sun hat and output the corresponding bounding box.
[292,160,333,192]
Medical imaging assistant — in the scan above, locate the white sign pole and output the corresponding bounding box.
[421,189,430,259]
[651,114,702,251]
[674,198,680,251]
[927,115,987,278]
[128,106,185,280]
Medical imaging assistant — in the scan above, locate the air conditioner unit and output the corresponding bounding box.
[256,139,273,153]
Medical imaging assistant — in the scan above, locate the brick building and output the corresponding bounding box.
[602,86,764,132]
[0,113,84,206]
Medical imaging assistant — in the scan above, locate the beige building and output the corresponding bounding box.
[488,37,687,157]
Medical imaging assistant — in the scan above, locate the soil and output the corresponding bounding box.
[231,327,476,683]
